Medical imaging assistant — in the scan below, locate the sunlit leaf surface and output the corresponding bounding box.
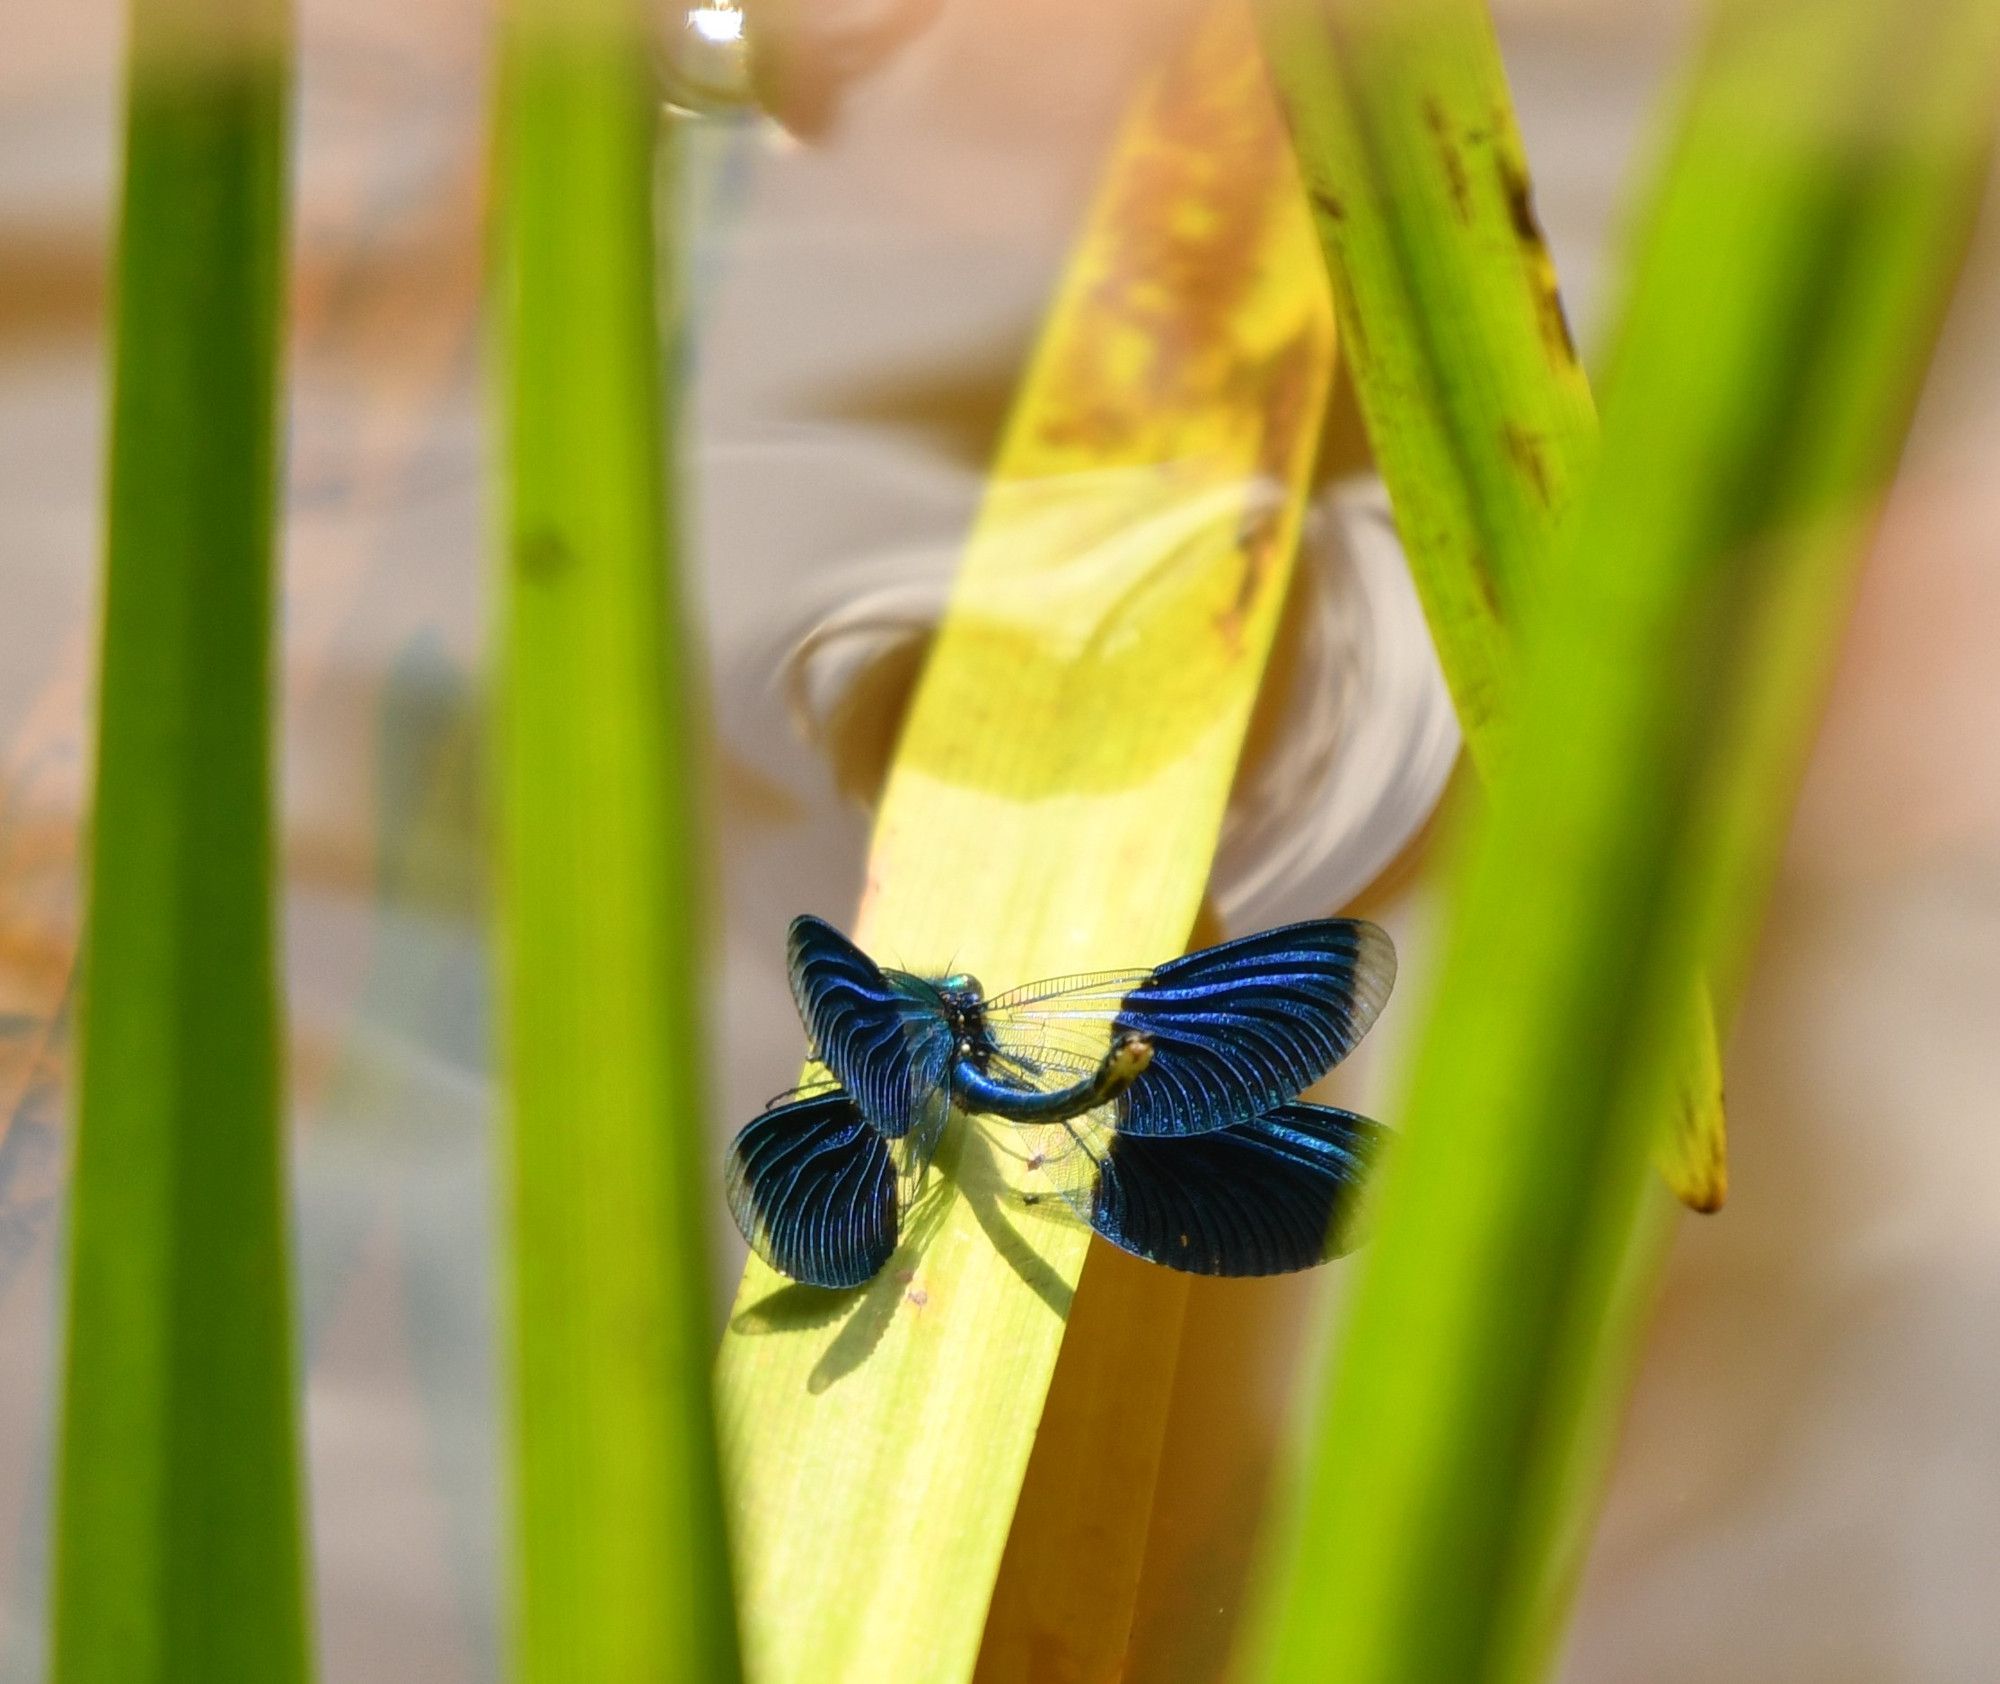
[714,8,1338,1679]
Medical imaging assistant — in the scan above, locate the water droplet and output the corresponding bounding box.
[661,1,755,114]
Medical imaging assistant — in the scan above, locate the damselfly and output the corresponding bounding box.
[726,914,1396,1287]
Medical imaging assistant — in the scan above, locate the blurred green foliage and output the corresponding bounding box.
[493,0,741,1677]
[1252,1,1999,1680]
[52,1,309,1679]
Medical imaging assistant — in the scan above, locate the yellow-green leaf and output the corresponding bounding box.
[1255,0,1729,1210]
[715,11,1335,1679]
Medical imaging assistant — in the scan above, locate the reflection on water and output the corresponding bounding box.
[1211,481,1459,932]
[736,473,1457,933]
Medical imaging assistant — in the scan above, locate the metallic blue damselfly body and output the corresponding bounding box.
[726,914,1396,1287]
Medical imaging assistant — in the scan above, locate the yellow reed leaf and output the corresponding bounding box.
[714,9,1335,1680]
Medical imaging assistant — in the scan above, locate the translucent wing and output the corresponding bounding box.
[788,914,955,1142]
[725,1089,899,1289]
[886,1079,953,1216]
[1001,1101,1385,1276]
[984,918,1397,1137]
[965,1009,1142,1106]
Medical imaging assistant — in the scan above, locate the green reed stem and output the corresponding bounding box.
[51,2,308,1679]
[493,2,741,1677]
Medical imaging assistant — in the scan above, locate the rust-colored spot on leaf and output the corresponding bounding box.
[1468,544,1507,627]
[515,526,572,584]
[1497,151,1540,246]
[1309,183,1346,224]
[1029,27,1297,461]
[1501,420,1553,507]
[1218,333,1319,645]
[1424,95,1472,222]
[1327,259,1369,368]
[1495,147,1580,367]
[1539,288,1580,366]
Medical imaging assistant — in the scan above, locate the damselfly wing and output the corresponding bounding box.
[724,1087,895,1290]
[785,917,957,1145]
[980,917,1396,1137]
[727,1088,1384,1286]
[1004,1101,1384,1276]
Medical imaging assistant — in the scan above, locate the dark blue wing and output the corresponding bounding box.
[1086,1103,1383,1275]
[725,1091,898,1289]
[983,919,1397,1138]
[788,915,955,1141]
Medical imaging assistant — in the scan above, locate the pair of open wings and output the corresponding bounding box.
[726,915,1398,1287]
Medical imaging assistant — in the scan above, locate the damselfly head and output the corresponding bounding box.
[1106,1033,1154,1085]
[935,973,989,1057]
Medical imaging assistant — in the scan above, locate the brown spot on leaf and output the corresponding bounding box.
[1498,153,1541,246]
[1539,288,1579,366]
[1309,185,1346,224]
[1028,21,1299,459]
[1495,150,1580,367]
[1501,421,1553,507]
[1327,261,1368,367]
[1469,546,1506,626]
[1424,96,1472,221]
[515,527,571,584]
[1216,335,1318,644]
[1684,1182,1726,1215]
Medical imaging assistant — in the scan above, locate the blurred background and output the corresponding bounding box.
[2,0,1997,1678]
